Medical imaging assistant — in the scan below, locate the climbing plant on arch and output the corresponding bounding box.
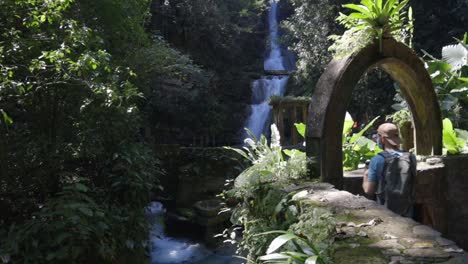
[305,37,442,188]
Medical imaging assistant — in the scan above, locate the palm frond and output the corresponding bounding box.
[442,44,468,71]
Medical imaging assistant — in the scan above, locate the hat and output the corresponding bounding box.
[377,123,401,146]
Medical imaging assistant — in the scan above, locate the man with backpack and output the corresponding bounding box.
[362,123,417,217]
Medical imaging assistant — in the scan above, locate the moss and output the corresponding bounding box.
[299,199,326,208]
[332,237,387,264]
[335,211,370,224]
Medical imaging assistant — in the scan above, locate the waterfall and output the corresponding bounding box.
[264,1,285,71]
[244,0,289,140]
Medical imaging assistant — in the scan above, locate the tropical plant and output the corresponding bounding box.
[222,124,309,260]
[328,0,414,58]
[225,124,307,197]
[423,33,468,127]
[343,113,382,170]
[257,231,326,264]
[442,118,468,155]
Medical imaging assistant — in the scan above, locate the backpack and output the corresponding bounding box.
[375,151,416,216]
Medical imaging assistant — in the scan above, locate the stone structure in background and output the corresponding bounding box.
[306,37,442,188]
[270,96,310,146]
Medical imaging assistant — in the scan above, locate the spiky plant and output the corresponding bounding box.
[329,0,413,58]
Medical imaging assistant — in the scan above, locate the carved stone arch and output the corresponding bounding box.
[306,38,442,188]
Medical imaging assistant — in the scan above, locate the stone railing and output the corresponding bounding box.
[343,155,468,253]
[305,183,467,263]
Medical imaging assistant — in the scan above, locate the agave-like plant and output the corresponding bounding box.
[329,0,413,57]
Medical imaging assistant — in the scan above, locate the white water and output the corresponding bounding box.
[147,202,241,264]
[244,76,288,140]
[264,1,285,71]
[244,0,289,140]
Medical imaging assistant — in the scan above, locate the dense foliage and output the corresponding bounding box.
[0,0,163,262]
[423,34,468,127]
[0,0,271,261]
[328,0,414,57]
[283,0,468,127]
[223,125,334,263]
[147,0,267,145]
[282,0,396,125]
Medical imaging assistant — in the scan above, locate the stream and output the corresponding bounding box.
[146,202,242,264]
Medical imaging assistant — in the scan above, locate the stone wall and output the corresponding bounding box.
[442,155,468,252]
[343,155,468,252]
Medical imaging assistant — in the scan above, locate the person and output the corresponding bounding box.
[362,123,416,217]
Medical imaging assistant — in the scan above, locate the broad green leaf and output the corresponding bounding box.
[294,123,306,138]
[442,118,465,154]
[349,116,379,143]
[389,0,410,17]
[283,251,309,259]
[283,149,294,157]
[224,146,250,161]
[360,0,375,10]
[305,256,318,264]
[267,233,298,254]
[383,0,398,16]
[349,13,370,19]
[258,253,289,261]
[254,230,288,237]
[426,61,452,83]
[343,4,372,17]
[376,0,382,10]
[343,112,354,135]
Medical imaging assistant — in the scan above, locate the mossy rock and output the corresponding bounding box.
[333,237,387,264]
[335,211,370,224]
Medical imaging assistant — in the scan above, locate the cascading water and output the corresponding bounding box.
[244,0,289,140]
[147,202,241,264]
[264,0,285,71]
[147,202,210,264]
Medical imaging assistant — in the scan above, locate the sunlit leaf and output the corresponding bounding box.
[266,233,297,254]
[294,123,306,138]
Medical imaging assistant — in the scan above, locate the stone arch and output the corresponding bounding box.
[306,38,442,188]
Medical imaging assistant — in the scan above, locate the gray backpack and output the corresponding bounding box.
[376,151,416,216]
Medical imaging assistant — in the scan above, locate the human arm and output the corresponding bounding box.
[362,155,384,195]
[362,168,377,194]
